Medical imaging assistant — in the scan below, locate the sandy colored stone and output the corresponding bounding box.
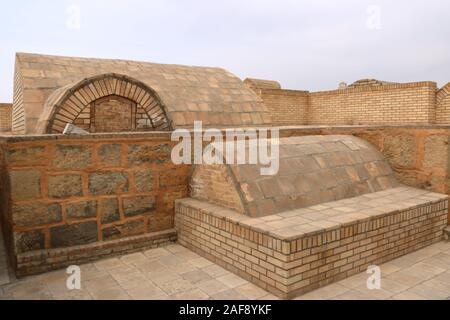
[97,144,122,167]
[10,170,41,201]
[48,175,82,199]
[424,135,449,168]
[12,202,62,227]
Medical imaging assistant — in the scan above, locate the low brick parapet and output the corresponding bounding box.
[175,187,449,299]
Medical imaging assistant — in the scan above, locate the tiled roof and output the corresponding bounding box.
[15,53,271,133]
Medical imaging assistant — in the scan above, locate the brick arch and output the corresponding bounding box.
[435,83,450,124]
[38,73,172,134]
[437,83,450,106]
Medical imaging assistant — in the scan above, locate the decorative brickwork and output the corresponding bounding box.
[259,90,309,125]
[0,104,12,132]
[254,80,438,126]
[176,188,448,299]
[37,74,171,134]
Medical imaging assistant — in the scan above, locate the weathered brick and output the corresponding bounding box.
[148,213,173,232]
[97,144,122,167]
[383,134,416,167]
[14,230,45,253]
[7,146,46,164]
[160,168,189,188]
[48,174,83,199]
[128,144,171,166]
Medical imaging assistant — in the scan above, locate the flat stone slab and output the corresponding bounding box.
[180,186,448,241]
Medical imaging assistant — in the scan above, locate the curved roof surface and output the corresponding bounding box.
[191,135,400,217]
[14,53,271,134]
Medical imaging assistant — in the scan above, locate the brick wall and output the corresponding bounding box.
[279,125,450,223]
[0,133,190,276]
[0,104,12,132]
[190,165,245,214]
[259,90,309,126]
[176,196,448,298]
[256,81,438,126]
[244,78,282,91]
[12,63,25,134]
[73,104,154,132]
[308,82,437,125]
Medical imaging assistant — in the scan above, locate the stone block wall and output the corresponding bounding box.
[73,101,156,132]
[12,64,24,134]
[0,133,190,276]
[0,104,12,132]
[176,196,448,298]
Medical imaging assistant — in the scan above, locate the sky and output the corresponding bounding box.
[1,0,450,102]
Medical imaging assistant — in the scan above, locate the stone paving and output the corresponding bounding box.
[0,241,449,300]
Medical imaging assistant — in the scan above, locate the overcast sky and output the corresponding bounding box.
[1,0,450,102]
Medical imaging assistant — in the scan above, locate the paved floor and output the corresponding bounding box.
[0,241,450,300]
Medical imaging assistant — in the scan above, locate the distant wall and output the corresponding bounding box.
[0,104,12,132]
[309,82,437,125]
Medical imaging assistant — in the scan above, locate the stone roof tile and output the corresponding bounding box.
[14,52,270,134]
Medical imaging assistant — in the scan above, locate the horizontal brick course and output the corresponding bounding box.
[176,189,448,299]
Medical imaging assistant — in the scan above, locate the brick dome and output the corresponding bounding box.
[12,53,271,134]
